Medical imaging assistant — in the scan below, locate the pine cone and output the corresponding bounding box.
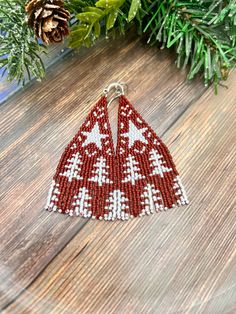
[25,0,70,44]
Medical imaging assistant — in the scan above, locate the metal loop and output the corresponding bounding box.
[103,82,125,107]
[103,82,125,96]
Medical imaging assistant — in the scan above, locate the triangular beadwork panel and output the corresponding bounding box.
[45,96,115,218]
[45,95,189,220]
[116,95,189,217]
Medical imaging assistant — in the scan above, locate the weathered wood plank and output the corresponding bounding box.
[2,70,236,314]
[1,30,227,312]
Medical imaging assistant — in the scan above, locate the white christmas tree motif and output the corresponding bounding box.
[45,181,60,212]
[105,190,129,220]
[122,154,145,185]
[73,187,92,217]
[149,149,172,178]
[140,184,163,215]
[59,152,83,182]
[173,176,189,205]
[88,156,113,186]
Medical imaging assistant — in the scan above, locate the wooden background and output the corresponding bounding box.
[0,32,236,314]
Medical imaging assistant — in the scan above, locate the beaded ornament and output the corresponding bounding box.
[45,83,189,221]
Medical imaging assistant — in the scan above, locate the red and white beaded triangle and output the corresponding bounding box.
[45,84,189,221]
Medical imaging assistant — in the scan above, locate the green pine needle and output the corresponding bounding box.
[0,0,46,84]
[0,0,235,89]
[142,0,236,88]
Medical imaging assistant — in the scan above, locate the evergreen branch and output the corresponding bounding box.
[142,0,236,88]
[67,0,140,48]
[0,0,235,89]
[0,0,46,84]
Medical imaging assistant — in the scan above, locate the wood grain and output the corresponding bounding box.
[0,31,235,313]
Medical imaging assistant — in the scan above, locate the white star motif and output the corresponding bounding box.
[82,122,108,149]
[121,120,148,148]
